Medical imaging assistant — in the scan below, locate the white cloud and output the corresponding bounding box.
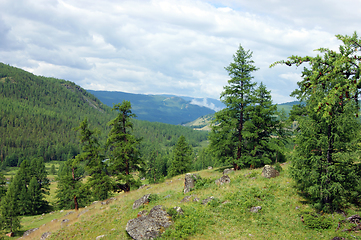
[1,0,361,103]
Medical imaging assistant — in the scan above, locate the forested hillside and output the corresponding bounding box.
[88,90,215,125]
[0,63,208,167]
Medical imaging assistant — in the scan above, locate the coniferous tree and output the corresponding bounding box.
[271,32,361,211]
[55,159,90,210]
[0,180,21,233]
[27,177,43,215]
[76,118,112,201]
[209,44,258,170]
[50,164,56,175]
[243,82,286,167]
[145,150,164,184]
[107,101,143,192]
[168,135,193,177]
[0,172,6,199]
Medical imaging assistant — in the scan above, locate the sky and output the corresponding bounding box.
[1,0,361,104]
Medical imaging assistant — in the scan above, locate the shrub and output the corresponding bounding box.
[300,211,333,229]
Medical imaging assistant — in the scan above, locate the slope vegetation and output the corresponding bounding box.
[15,165,361,240]
[0,63,208,166]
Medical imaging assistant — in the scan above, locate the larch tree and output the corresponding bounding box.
[209,44,259,170]
[76,118,112,201]
[168,135,193,177]
[107,101,143,192]
[271,32,361,211]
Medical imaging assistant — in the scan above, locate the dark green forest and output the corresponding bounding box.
[0,63,208,169]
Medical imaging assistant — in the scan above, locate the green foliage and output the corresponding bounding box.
[107,101,143,192]
[193,177,214,190]
[55,159,90,210]
[160,206,213,240]
[273,163,283,173]
[0,172,6,199]
[300,210,333,229]
[50,164,56,175]
[210,45,285,170]
[75,118,113,201]
[272,32,361,212]
[0,180,21,232]
[168,135,193,177]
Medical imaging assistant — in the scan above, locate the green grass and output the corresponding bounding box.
[2,164,361,239]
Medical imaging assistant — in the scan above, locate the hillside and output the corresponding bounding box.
[14,165,360,240]
[87,90,216,125]
[184,101,300,130]
[0,63,208,166]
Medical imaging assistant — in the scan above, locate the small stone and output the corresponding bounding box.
[133,194,151,209]
[173,206,184,215]
[64,211,74,216]
[180,195,192,203]
[208,166,213,170]
[96,235,105,239]
[295,206,299,210]
[193,197,200,202]
[77,209,89,217]
[164,195,171,199]
[201,196,214,205]
[215,175,231,185]
[250,206,262,213]
[40,232,51,240]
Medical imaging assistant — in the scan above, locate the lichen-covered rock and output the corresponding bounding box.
[133,194,151,209]
[23,228,39,237]
[126,205,173,240]
[223,168,234,175]
[261,165,279,178]
[184,173,200,194]
[215,175,231,185]
[40,232,51,240]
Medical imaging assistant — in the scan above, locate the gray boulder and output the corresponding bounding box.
[184,173,200,194]
[215,175,231,185]
[133,194,151,209]
[126,205,173,240]
[261,165,279,178]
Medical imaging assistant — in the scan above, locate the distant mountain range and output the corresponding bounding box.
[88,90,301,127]
[87,90,222,125]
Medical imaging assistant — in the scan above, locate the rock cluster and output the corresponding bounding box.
[23,228,39,237]
[126,205,173,240]
[40,232,51,240]
[261,165,279,178]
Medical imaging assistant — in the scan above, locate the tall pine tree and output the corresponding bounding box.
[107,101,143,192]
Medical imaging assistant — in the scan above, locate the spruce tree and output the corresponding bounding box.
[271,32,361,211]
[55,159,90,210]
[76,118,112,201]
[0,180,21,233]
[107,101,143,192]
[27,177,43,215]
[243,82,286,167]
[168,135,193,177]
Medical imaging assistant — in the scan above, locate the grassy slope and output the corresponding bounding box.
[12,164,361,240]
